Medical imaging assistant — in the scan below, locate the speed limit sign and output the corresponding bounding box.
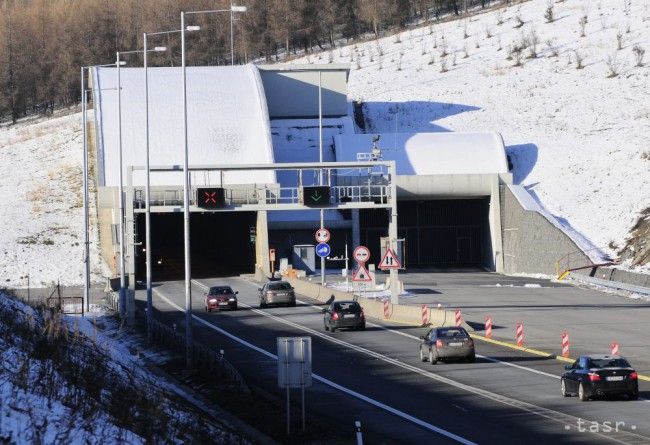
[353,246,370,264]
[315,228,330,243]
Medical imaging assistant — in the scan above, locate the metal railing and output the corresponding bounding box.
[133,182,391,208]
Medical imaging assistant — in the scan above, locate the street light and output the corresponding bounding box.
[176,5,244,367]
[115,47,165,321]
[184,4,247,65]
[142,29,189,341]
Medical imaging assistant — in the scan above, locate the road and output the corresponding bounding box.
[137,275,650,445]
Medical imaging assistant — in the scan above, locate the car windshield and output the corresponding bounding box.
[437,328,467,338]
[333,302,360,312]
[589,358,631,368]
[209,287,232,295]
[269,282,292,291]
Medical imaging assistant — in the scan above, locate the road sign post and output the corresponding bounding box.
[315,228,331,286]
[278,337,312,435]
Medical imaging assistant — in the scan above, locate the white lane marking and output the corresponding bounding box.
[189,281,649,442]
[158,285,476,445]
[295,297,563,379]
[296,295,650,397]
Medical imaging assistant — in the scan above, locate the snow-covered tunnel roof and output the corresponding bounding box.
[92,64,275,187]
[334,132,508,175]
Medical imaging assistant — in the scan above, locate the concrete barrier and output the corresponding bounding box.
[287,277,459,328]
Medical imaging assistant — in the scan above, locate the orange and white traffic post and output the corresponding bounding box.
[515,322,524,347]
[485,316,492,339]
[383,299,390,319]
[421,304,429,325]
[561,331,570,358]
[455,310,462,327]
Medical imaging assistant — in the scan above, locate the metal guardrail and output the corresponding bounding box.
[566,273,650,296]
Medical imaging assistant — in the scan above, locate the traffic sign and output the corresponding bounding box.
[302,186,330,207]
[315,228,331,243]
[352,264,372,282]
[316,243,331,258]
[353,246,370,264]
[378,248,401,269]
[197,187,226,208]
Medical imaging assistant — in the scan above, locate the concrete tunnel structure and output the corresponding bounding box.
[88,62,595,291]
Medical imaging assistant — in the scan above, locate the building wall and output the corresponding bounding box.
[258,64,350,118]
[500,184,591,275]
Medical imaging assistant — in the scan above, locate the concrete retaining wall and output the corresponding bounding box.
[286,277,458,328]
[500,185,591,276]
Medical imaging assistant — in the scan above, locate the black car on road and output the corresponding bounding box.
[419,326,475,364]
[323,300,365,332]
[561,355,639,401]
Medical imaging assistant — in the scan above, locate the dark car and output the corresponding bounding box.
[419,326,475,364]
[322,300,365,332]
[259,281,296,308]
[561,355,639,401]
[204,286,238,312]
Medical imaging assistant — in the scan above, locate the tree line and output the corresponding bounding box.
[0,0,508,123]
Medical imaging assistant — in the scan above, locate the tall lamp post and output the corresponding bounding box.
[115,47,166,321]
[230,3,248,65]
[142,30,185,340]
[179,5,244,368]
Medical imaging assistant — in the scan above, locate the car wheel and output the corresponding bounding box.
[429,349,437,365]
[260,299,267,309]
[420,347,427,362]
[330,326,337,333]
[359,323,366,331]
[561,378,570,397]
[466,353,476,363]
[205,306,208,312]
[629,391,639,401]
[578,382,588,401]
[289,300,296,307]
[207,307,212,313]
[324,321,329,331]
[232,304,237,311]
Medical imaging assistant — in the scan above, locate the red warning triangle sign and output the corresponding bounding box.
[379,248,401,269]
[352,264,372,282]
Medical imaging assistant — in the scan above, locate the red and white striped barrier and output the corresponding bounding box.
[515,322,524,347]
[485,316,492,339]
[561,331,570,358]
[455,310,462,327]
[383,299,390,319]
[421,305,429,325]
[610,342,619,355]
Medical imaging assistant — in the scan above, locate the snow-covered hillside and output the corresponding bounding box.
[0,111,108,287]
[0,292,245,444]
[300,0,649,262]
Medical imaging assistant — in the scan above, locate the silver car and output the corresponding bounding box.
[259,281,296,308]
[419,326,475,364]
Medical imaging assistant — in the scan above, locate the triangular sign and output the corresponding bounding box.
[352,264,372,282]
[379,248,401,269]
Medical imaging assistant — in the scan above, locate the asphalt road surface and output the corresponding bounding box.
[136,275,650,445]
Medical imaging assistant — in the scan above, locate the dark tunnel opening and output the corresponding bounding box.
[135,212,257,282]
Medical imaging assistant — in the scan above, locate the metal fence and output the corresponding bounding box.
[147,316,250,393]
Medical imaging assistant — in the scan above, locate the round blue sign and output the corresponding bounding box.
[316,243,331,258]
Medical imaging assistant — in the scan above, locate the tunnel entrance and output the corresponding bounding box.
[360,198,491,268]
[135,211,256,281]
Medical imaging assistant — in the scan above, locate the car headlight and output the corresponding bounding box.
[228,298,235,302]
[209,298,217,302]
